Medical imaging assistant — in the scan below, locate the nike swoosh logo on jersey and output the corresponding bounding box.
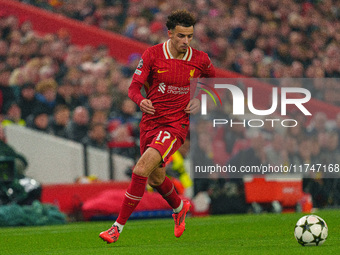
[155,141,164,145]
[157,70,168,73]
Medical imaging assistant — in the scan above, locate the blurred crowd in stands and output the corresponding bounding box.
[0,12,140,158]
[0,0,339,207]
[19,0,340,106]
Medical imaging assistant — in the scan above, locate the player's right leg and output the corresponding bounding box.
[99,147,162,244]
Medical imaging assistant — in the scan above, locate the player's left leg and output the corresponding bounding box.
[149,167,191,238]
[99,147,162,244]
[148,167,182,211]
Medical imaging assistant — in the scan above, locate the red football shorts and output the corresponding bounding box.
[140,126,188,167]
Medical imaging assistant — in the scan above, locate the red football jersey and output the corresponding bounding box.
[130,40,216,131]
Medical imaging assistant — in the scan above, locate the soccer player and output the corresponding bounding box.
[99,9,215,244]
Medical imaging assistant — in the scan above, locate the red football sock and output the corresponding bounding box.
[154,176,181,209]
[116,173,147,225]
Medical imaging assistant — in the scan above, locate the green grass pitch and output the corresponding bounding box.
[1,210,339,255]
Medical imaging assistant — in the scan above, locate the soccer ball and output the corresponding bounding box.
[294,215,328,246]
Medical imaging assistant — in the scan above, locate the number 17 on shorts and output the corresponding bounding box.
[151,130,181,163]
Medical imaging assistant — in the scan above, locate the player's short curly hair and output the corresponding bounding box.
[166,10,196,30]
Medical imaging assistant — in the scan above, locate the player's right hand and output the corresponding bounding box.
[140,99,155,115]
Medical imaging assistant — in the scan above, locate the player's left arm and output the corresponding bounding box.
[185,55,216,114]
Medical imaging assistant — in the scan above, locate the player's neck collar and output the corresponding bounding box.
[163,40,192,61]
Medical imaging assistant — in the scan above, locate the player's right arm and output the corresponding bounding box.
[128,48,155,115]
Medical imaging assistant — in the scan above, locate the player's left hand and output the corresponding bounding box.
[184,98,200,114]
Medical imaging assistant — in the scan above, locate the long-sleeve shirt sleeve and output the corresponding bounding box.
[128,79,145,106]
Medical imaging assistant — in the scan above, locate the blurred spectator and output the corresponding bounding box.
[113,97,140,123]
[55,78,80,110]
[307,112,328,136]
[286,121,306,141]
[191,123,216,195]
[17,82,38,121]
[81,123,108,149]
[107,98,140,158]
[27,109,50,133]
[296,137,313,167]
[0,68,16,114]
[47,104,70,138]
[285,135,300,166]
[65,106,90,142]
[264,133,287,166]
[310,137,322,165]
[0,40,8,62]
[319,132,340,168]
[224,120,246,156]
[77,74,96,107]
[6,52,21,70]
[95,78,111,95]
[87,93,114,116]
[1,102,26,127]
[111,78,131,111]
[34,78,58,115]
[109,98,140,139]
[90,110,109,126]
[49,40,68,82]
[93,44,110,63]
[20,58,41,84]
[227,131,267,173]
